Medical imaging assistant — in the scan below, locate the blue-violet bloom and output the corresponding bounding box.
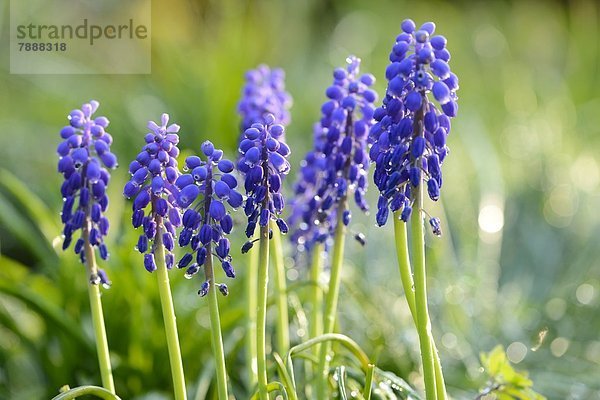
[124,114,182,272]
[289,56,377,251]
[57,100,117,278]
[175,141,242,296]
[238,65,292,131]
[370,19,458,233]
[237,114,291,250]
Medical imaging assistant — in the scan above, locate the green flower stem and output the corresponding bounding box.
[271,225,290,355]
[316,202,348,400]
[246,235,259,389]
[82,221,115,394]
[432,344,446,400]
[363,364,375,400]
[309,242,324,394]
[52,385,122,400]
[393,213,447,400]
[305,243,324,399]
[393,213,417,317]
[204,244,229,400]
[309,243,324,343]
[154,222,187,400]
[411,185,437,400]
[257,224,271,400]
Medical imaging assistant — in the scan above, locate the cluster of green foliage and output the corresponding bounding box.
[478,346,545,400]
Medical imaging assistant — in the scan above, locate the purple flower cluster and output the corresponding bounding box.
[289,57,377,250]
[237,114,291,248]
[57,100,116,267]
[238,65,292,131]
[175,141,242,296]
[370,20,458,230]
[123,114,182,272]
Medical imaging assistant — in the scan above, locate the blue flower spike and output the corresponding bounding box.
[57,100,117,285]
[238,65,292,131]
[124,113,183,270]
[370,19,458,235]
[237,113,291,252]
[289,56,378,251]
[175,141,242,296]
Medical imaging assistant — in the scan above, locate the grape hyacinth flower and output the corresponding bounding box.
[175,141,240,400]
[56,100,116,392]
[306,57,378,399]
[238,65,294,381]
[370,19,458,232]
[175,141,242,294]
[124,113,182,272]
[369,20,458,400]
[124,114,188,400]
[290,56,377,251]
[238,114,291,247]
[237,113,291,399]
[238,65,292,131]
[57,100,117,276]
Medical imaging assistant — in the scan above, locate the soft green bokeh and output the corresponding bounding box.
[1,1,600,399]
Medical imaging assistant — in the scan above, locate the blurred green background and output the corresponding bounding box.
[1,0,600,399]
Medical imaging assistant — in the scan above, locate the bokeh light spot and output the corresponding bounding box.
[478,204,504,234]
[507,341,527,363]
[570,155,599,192]
[545,298,567,321]
[473,24,506,59]
[441,332,457,349]
[544,184,578,227]
[550,337,570,357]
[575,283,595,305]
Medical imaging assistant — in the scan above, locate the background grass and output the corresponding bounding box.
[1,0,600,399]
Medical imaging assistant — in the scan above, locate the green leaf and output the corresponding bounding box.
[481,345,508,377]
[479,346,546,400]
[0,168,60,246]
[335,366,349,400]
[374,368,421,400]
[50,385,122,400]
[273,352,299,400]
[0,257,93,354]
[0,191,54,262]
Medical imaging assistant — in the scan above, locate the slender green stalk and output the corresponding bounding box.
[432,342,446,400]
[411,185,437,400]
[246,236,259,389]
[394,213,447,400]
[363,364,375,400]
[154,223,187,400]
[271,225,290,355]
[316,203,347,400]
[393,215,417,317]
[309,243,324,343]
[204,244,229,400]
[82,222,115,394]
[257,224,271,400]
[308,242,324,397]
